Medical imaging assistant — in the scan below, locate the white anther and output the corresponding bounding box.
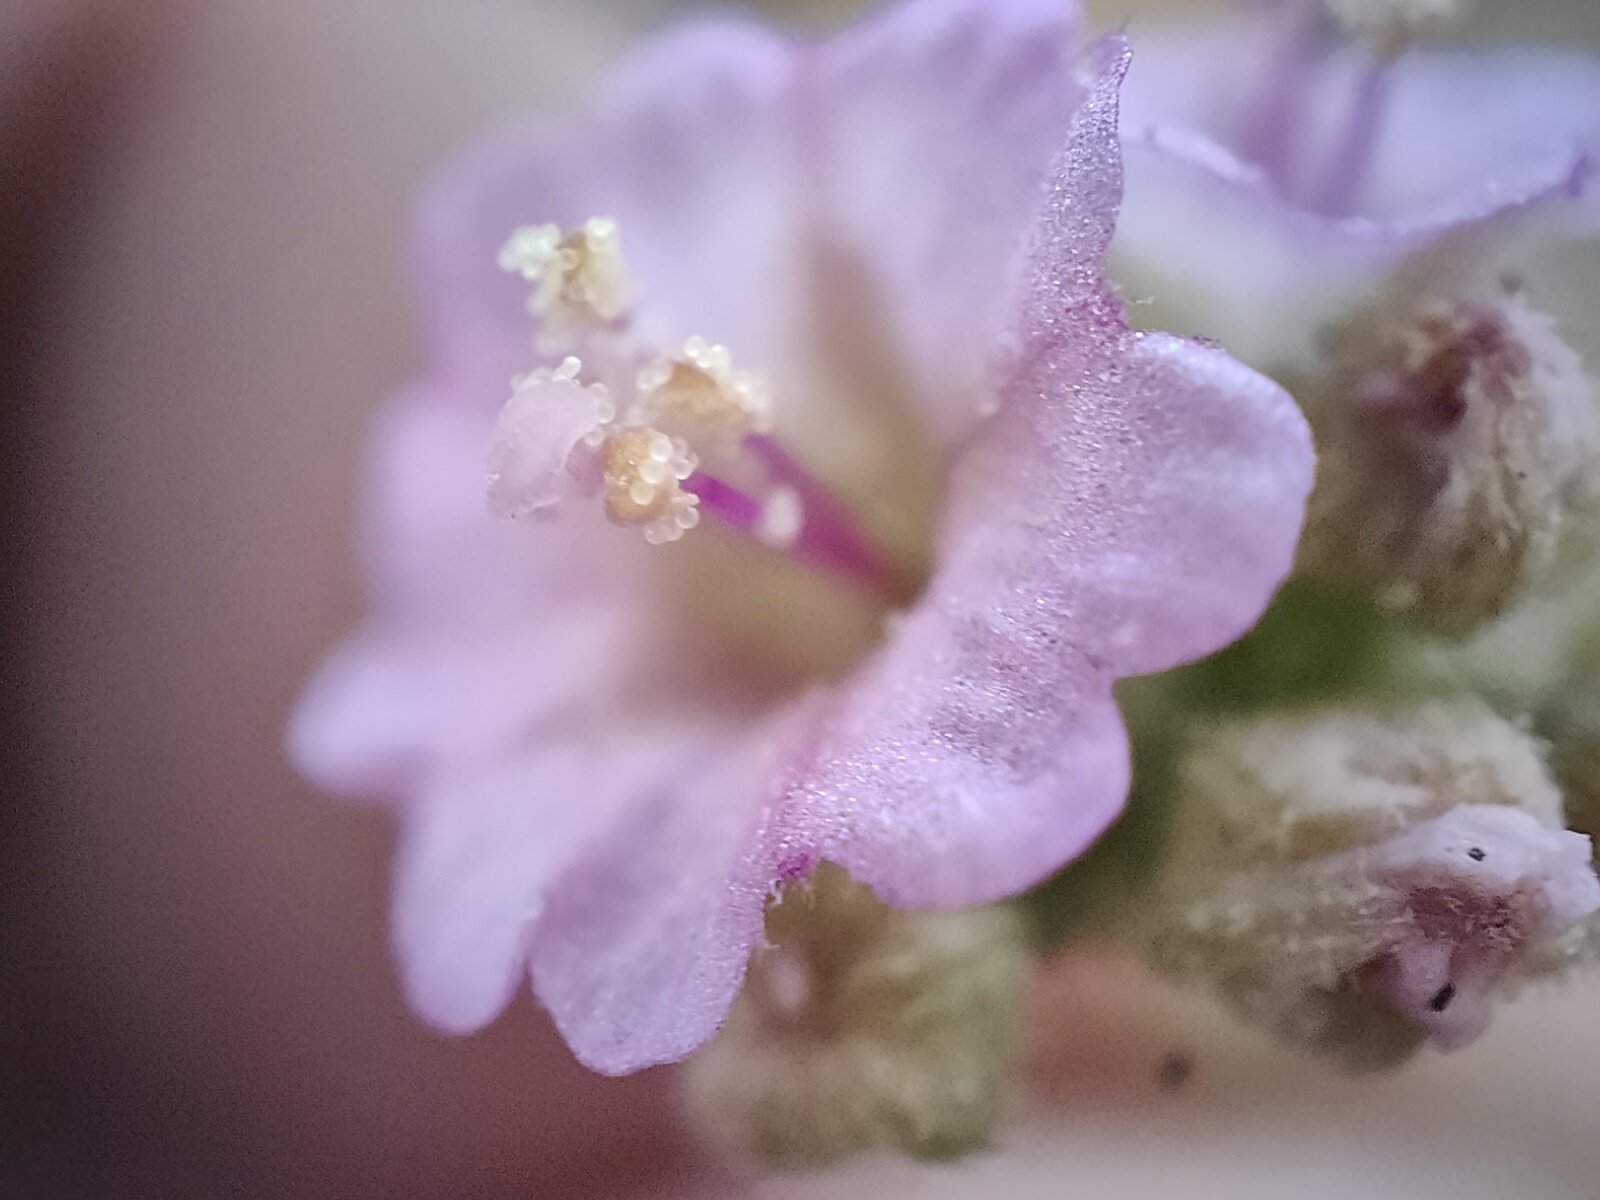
[497,223,561,279]
[499,217,632,331]
[583,215,619,247]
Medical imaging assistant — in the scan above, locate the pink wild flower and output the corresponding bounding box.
[289,0,1313,1075]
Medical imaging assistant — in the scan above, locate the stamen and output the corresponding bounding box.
[682,452,908,604]
[1316,54,1394,217]
[498,217,631,328]
[600,427,700,544]
[490,216,913,599]
[633,336,772,451]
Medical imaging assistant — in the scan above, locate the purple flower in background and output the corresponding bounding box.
[289,0,1312,1075]
[1114,0,1600,367]
[1110,1,1600,633]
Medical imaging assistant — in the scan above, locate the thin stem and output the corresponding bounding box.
[1316,52,1394,217]
[1236,0,1322,196]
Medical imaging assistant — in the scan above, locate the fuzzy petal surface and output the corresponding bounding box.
[768,38,1312,910]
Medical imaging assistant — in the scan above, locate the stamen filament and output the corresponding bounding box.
[756,435,916,605]
[685,442,909,605]
[1317,53,1394,217]
[1237,1,1321,195]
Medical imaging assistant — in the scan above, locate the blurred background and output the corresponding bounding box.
[4,1,1600,1197]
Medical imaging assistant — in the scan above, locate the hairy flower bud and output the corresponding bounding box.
[1138,699,1599,1070]
[681,863,1030,1169]
[1298,291,1600,635]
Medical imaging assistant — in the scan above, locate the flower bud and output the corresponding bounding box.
[681,863,1030,1169]
[1138,699,1599,1070]
[1297,291,1599,635]
[1323,0,1469,41]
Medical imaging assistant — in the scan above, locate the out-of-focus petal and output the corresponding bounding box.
[393,721,720,1036]
[1119,15,1600,222]
[1113,15,1600,362]
[358,386,635,623]
[287,614,631,799]
[528,712,794,1074]
[818,0,1083,444]
[288,387,645,793]
[1117,128,1593,364]
[1364,48,1600,223]
[410,23,803,402]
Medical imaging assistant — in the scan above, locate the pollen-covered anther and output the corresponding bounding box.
[498,216,632,328]
[600,426,700,544]
[632,336,772,450]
